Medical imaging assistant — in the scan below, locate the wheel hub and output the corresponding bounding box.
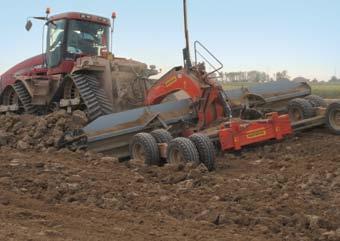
[169,149,186,163]
[132,143,146,161]
[329,108,340,130]
[289,107,303,122]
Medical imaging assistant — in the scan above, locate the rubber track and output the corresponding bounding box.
[71,73,113,121]
[12,82,37,114]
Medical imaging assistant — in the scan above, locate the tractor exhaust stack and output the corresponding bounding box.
[183,0,192,69]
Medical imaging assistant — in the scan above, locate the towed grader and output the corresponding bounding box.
[77,74,339,171]
[1,1,339,171]
[59,0,340,171]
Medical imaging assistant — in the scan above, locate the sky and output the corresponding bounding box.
[0,0,339,81]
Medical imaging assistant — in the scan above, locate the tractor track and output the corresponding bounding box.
[71,73,113,121]
[12,82,37,114]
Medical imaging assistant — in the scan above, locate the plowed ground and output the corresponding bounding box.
[0,128,340,241]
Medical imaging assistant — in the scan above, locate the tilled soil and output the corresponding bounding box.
[0,114,340,240]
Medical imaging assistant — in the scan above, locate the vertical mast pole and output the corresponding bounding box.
[183,0,192,68]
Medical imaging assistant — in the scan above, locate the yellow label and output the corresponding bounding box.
[165,76,177,87]
[246,128,266,139]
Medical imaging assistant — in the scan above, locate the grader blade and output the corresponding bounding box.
[83,99,195,158]
[225,79,311,113]
[82,80,311,158]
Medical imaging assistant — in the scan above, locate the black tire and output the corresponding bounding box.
[240,108,263,120]
[287,98,315,122]
[325,101,340,135]
[150,129,173,144]
[189,133,216,171]
[167,137,199,164]
[305,95,327,107]
[129,133,160,166]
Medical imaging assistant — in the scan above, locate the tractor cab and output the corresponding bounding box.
[47,13,110,68]
[26,11,113,74]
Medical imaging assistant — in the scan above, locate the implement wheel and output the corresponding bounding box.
[189,133,216,171]
[130,133,160,166]
[288,98,315,122]
[150,129,173,144]
[241,108,263,120]
[326,101,340,135]
[167,137,199,164]
[305,95,327,107]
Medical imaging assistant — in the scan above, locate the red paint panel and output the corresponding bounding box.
[0,54,44,91]
[219,114,292,151]
[47,60,74,75]
[145,68,203,105]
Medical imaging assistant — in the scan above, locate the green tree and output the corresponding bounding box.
[276,70,290,81]
[329,76,339,83]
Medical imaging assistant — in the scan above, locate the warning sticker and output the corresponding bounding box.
[165,76,177,87]
[246,128,266,139]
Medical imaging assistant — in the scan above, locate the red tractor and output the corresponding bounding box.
[0,9,157,120]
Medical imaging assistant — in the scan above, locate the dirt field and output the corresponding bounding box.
[0,113,340,241]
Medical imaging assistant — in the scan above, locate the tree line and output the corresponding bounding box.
[220,70,338,83]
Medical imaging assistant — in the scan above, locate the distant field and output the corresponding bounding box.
[309,83,340,99]
[223,82,340,99]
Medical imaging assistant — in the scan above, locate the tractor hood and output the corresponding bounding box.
[0,54,44,91]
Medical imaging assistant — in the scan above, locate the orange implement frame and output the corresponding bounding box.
[145,67,227,130]
[219,112,292,151]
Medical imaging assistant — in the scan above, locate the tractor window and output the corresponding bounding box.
[66,20,109,56]
[46,20,66,67]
